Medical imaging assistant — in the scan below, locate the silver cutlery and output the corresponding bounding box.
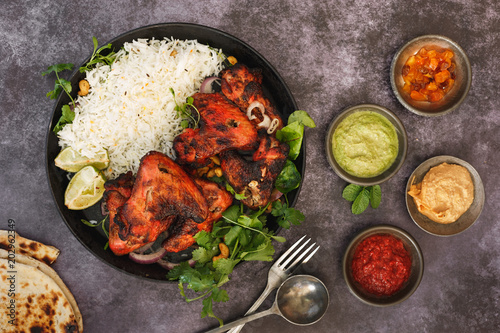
[226,235,320,333]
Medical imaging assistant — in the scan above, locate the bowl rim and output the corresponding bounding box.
[405,155,485,237]
[390,34,472,117]
[325,103,408,186]
[342,224,424,307]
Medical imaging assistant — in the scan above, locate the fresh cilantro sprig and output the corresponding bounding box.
[79,37,116,73]
[342,183,382,214]
[44,37,117,133]
[167,203,285,325]
[170,88,201,128]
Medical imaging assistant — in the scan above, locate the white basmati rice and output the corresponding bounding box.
[57,38,226,179]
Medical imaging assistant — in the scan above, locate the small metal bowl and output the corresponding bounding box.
[343,225,424,307]
[390,35,471,116]
[326,104,407,186]
[406,155,485,236]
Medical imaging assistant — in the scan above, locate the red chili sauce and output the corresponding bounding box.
[351,234,412,297]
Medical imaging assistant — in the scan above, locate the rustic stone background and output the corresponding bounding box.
[1,0,499,332]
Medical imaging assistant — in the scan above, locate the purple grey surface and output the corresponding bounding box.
[1,0,499,332]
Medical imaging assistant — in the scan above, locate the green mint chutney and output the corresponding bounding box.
[332,111,398,178]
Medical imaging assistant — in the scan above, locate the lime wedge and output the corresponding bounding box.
[55,147,110,172]
[65,166,107,210]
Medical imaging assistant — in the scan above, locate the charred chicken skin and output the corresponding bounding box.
[220,131,289,210]
[108,151,208,256]
[163,177,233,253]
[173,93,259,166]
[221,63,284,132]
[103,171,135,256]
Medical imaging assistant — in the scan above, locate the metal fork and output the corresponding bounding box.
[227,235,320,333]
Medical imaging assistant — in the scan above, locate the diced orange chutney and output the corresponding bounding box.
[402,47,455,102]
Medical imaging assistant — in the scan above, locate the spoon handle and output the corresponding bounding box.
[204,307,276,333]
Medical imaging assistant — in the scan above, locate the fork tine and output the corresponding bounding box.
[278,238,311,268]
[284,243,320,273]
[274,235,307,265]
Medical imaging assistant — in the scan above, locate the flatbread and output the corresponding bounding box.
[0,249,83,332]
[0,230,60,265]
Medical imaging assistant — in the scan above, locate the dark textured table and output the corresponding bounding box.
[1,1,499,332]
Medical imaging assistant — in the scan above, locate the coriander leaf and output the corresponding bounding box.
[195,230,219,249]
[41,63,74,76]
[225,183,247,200]
[288,110,316,128]
[276,121,303,160]
[352,188,370,214]
[275,160,301,193]
[271,201,304,229]
[224,225,242,247]
[213,258,239,275]
[167,261,193,280]
[238,215,263,230]
[211,287,229,303]
[342,184,364,202]
[370,185,382,209]
[240,239,275,261]
[192,247,218,264]
[201,295,223,326]
[221,204,240,222]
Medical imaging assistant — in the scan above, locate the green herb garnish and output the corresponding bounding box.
[276,110,316,160]
[342,184,382,214]
[79,37,117,73]
[170,88,201,128]
[44,37,117,133]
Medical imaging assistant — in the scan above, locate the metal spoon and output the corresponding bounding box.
[205,275,329,333]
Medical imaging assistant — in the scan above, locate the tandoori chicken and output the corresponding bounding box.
[221,63,284,133]
[162,177,233,253]
[220,131,289,210]
[108,151,208,256]
[173,93,259,166]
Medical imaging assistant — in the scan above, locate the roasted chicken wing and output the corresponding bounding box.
[221,63,284,133]
[109,151,208,256]
[163,178,233,253]
[173,93,259,166]
[220,131,289,209]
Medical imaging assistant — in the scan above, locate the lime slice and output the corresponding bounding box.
[55,147,110,172]
[65,166,107,210]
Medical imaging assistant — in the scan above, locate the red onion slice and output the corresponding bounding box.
[129,247,167,264]
[200,77,220,93]
[132,242,154,254]
[270,188,283,202]
[157,258,196,270]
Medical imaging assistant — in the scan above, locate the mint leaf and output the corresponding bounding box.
[288,110,316,128]
[352,188,370,214]
[275,160,301,193]
[342,184,363,202]
[370,185,382,209]
[276,121,303,160]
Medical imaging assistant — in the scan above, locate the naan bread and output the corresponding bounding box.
[0,249,83,332]
[0,230,60,265]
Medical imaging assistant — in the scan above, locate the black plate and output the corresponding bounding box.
[45,23,304,281]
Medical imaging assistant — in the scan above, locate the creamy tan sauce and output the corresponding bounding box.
[408,162,474,224]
